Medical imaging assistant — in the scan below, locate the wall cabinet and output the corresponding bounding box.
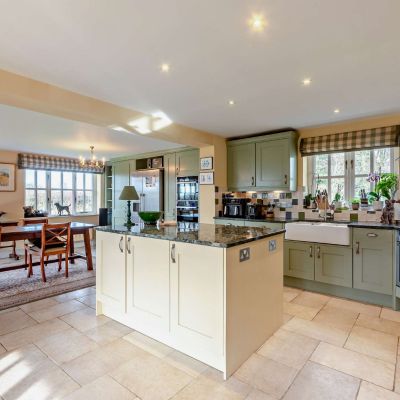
[227,131,298,192]
[164,153,177,220]
[285,241,352,287]
[176,149,199,177]
[353,229,394,295]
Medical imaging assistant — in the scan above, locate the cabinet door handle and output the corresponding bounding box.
[317,246,320,259]
[367,233,378,238]
[171,243,176,263]
[309,245,313,258]
[356,241,360,254]
[284,174,288,185]
[251,176,255,186]
[119,236,124,253]
[126,237,131,254]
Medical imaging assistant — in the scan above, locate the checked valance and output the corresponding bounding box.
[300,125,400,156]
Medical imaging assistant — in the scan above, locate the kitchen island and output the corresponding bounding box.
[95,223,284,378]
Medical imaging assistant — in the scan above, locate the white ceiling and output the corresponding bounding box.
[0,0,400,140]
[0,105,182,159]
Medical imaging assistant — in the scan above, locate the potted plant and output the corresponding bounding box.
[333,184,343,209]
[368,172,399,210]
[351,198,360,211]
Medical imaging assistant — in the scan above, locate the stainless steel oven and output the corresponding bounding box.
[176,176,199,222]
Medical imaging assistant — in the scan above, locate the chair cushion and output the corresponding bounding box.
[28,238,67,249]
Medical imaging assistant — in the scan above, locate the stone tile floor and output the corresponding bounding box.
[1,286,400,399]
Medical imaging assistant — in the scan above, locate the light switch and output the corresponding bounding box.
[239,247,250,262]
[269,240,277,252]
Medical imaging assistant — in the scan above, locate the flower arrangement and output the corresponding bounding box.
[368,172,398,202]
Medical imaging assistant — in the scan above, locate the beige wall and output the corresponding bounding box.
[297,112,400,187]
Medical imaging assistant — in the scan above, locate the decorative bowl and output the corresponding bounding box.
[138,211,162,225]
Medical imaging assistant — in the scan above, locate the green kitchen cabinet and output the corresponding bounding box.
[314,244,352,288]
[176,149,199,177]
[164,153,177,221]
[244,220,285,230]
[256,139,290,189]
[227,131,298,191]
[353,229,394,295]
[284,241,315,281]
[214,218,246,226]
[227,143,256,191]
[112,160,133,225]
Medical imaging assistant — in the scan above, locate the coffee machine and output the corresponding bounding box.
[246,203,263,219]
[222,198,249,218]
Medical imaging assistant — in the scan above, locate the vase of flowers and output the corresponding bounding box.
[368,172,399,210]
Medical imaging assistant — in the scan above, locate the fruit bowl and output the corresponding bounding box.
[138,211,162,225]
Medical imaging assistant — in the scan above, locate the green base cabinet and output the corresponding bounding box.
[284,241,315,281]
[315,244,352,288]
[244,220,285,230]
[353,229,394,296]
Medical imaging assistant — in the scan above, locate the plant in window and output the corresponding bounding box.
[333,184,343,208]
[351,198,360,211]
[368,172,398,210]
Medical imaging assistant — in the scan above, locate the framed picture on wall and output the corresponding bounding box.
[199,171,214,185]
[200,157,213,170]
[0,163,16,192]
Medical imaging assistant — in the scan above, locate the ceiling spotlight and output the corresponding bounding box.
[160,63,170,72]
[249,14,266,32]
[302,78,312,86]
[334,108,340,114]
[228,100,235,106]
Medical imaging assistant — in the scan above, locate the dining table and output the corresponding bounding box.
[0,222,95,273]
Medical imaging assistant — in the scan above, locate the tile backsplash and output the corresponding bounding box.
[217,188,384,222]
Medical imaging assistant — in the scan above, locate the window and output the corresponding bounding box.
[25,170,97,215]
[309,148,395,201]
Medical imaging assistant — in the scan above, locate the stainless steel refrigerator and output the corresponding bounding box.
[131,169,164,224]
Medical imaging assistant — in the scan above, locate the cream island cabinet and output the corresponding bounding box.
[95,223,285,378]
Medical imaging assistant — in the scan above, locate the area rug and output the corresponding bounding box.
[0,243,96,310]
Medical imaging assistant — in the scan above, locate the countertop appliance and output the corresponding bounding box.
[176,176,198,222]
[131,169,164,224]
[246,203,263,219]
[223,198,249,218]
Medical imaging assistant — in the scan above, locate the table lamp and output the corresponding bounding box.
[119,186,139,227]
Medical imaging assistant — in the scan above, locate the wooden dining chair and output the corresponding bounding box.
[22,218,49,265]
[0,226,19,260]
[26,222,71,282]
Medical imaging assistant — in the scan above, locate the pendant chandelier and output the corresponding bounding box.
[79,146,105,169]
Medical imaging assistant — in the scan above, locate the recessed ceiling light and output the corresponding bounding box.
[302,78,312,86]
[334,108,340,114]
[228,100,235,106]
[160,63,170,72]
[249,14,266,32]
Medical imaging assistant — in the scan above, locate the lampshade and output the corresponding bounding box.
[119,185,139,201]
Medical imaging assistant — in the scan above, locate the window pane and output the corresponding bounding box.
[51,171,61,189]
[50,190,62,214]
[314,155,328,176]
[37,170,47,189]
[85,191,93,212]
[330,153,345,176]
[37,190,47,211]
[63,190,73,208]
[76,173,84,190]
[25,170,35,188]
[354,177,371,199]
[354,150,371,175]
[76,190,84,212]
[63,172,73,189]
[85,173,93,190]
[316,178,328,194]
[374,148,391,173]
[331,178,345,201]
[25,189,36,207]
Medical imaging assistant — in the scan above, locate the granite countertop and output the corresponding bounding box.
[95,222,285,248]
[214,216,400,230]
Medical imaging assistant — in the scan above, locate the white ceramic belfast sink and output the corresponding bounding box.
[285,222,350,245]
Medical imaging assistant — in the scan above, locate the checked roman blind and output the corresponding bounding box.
[18,152,104,174]
[299,125,400,156]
